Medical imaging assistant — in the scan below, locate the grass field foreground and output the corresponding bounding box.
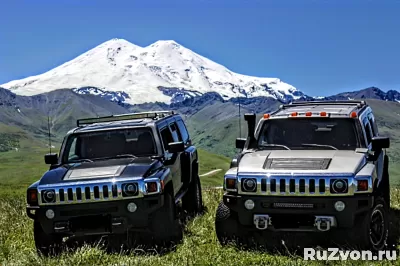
[2,189,400,265]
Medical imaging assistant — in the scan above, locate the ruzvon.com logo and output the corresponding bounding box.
[304,248,397,261]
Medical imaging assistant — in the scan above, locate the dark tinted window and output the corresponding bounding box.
[62,128,156,163]
[169,122,181,141]
[176,119,189,143]
[160,127,174,151]
[257,118,359,150]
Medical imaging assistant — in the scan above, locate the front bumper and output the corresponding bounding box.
[26,194,164,236]
[223,193,373,231]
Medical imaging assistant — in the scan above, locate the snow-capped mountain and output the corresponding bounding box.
[1,38,306,105]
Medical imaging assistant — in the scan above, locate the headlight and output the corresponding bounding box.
[242,178,257,192]
[122,183,138,197]
[330,179,348,193]
[42,189,56,203]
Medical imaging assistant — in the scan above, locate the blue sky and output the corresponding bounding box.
[1,0,399,96]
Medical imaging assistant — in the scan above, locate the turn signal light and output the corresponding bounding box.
[27,189,38,205]
[226,178,237,190]
[146,182,158,193]
[357,180,369,191]
[263,114,270,119]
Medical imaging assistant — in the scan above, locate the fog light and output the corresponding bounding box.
[45,209,55,219]
[127,202,137,213]
[244,199,255,210]
[334,201,345,212]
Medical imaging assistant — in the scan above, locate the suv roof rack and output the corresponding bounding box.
[77,111,175,127]
[279,100,367,110]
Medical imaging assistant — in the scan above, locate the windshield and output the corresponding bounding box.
[62,127,157,163]
[257,118,359,150]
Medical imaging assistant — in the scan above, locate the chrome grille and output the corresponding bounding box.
[260,177,327,194]
[37,177,161,206]
[56,184,120,203]
[237,175,360,196]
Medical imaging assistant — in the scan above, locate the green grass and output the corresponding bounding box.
[197,149,231,187]
[1,189,400,265]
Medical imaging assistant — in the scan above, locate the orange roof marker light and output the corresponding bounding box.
[263,113,270,119]
[350,111,358,118]
[290,112,298,117]
[320,111,327,117]
[305,111,312,116]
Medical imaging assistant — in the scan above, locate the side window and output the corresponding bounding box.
[160,127,174,151]
[364,120,373,145]
[68,138,78,159]
[169,122,182,142]
[176,119,189,143]
[368,114,377,137]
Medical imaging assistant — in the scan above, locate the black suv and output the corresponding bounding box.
[26,111,203,255]
[215,100,391,251]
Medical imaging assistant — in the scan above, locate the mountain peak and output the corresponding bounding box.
[0,38,301,105]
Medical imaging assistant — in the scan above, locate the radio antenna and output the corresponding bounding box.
[47,115,52,154]
[238,90,242,137]
[237,90,242,175]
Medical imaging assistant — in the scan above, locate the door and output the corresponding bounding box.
[159,123,183,195]
[367,113,384,181]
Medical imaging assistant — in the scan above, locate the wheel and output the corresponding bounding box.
[352,196,389,251]
[182,173,203,215]
[33,221,63,257]
[215,201,242,246]
[149,191,183,245]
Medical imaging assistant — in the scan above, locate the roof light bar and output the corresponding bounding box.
[76,111,175,127]
[286,111,331,118]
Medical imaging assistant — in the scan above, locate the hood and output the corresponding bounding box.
[39,157,163,185]
[237,150,366,175]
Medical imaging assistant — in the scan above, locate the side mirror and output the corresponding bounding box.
[371,136,390,151]
[45,153,58,165]
[236,138,246,149]
[168,141,185,153]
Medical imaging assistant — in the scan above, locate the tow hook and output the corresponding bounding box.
[253,214,271,230]
[314,216,336,231]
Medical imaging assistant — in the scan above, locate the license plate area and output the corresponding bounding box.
[69,214,111,233]
[271,214,315,229]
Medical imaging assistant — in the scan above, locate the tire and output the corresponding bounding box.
[215,201,242,246]
[150,191,183,245]
[34,221,63,257]
[182,173,203,215]
[351,197,389,251]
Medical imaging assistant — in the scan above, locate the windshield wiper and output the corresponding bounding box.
[301,144,338,150]
[259,143,291,150]
[92,154,138,161]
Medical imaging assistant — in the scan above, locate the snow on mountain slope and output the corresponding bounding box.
[1,38,304,105]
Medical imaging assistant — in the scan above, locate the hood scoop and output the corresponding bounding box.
[263,158,331,170]
[64,165,125,180]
